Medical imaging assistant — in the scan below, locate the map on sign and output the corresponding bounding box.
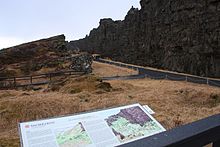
[55,122,92,147]
[105,106,161,143]
[19,104,165,147]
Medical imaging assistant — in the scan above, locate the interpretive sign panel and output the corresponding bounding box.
[19,104,165,147]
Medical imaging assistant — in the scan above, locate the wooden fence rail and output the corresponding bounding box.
[0,70,85,89]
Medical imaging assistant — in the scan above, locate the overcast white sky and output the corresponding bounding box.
[0,0,140,49]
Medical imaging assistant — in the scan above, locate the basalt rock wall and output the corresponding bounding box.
[69,0,220,78]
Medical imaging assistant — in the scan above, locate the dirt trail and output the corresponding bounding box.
[92,61,138,77]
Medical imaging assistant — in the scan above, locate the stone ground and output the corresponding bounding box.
[0,62,219,147]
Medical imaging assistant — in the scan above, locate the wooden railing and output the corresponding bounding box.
[0,70,85,89]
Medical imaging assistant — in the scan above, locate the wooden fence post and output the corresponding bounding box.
[30,76,33,85]
[49,73,52,82]
[13,77,16,88]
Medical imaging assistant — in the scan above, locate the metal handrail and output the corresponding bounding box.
[118,114,220,147]
[95,58,220,87]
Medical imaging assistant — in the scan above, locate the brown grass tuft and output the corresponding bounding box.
[49,75,113,94]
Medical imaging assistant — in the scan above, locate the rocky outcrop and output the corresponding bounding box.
[0,35,67,65]
[0,35,69,77]
[69,53,93,73]
[69,0,220,78]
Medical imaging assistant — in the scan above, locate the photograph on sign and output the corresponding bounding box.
[19,104,165,147]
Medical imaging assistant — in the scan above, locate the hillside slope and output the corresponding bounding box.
[0,35,67,65]
[0,35,68,77]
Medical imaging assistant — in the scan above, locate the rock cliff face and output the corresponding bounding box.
[69,0,220,78]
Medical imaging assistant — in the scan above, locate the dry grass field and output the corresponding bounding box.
[0,62,220,147]
[92,61,138,77]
